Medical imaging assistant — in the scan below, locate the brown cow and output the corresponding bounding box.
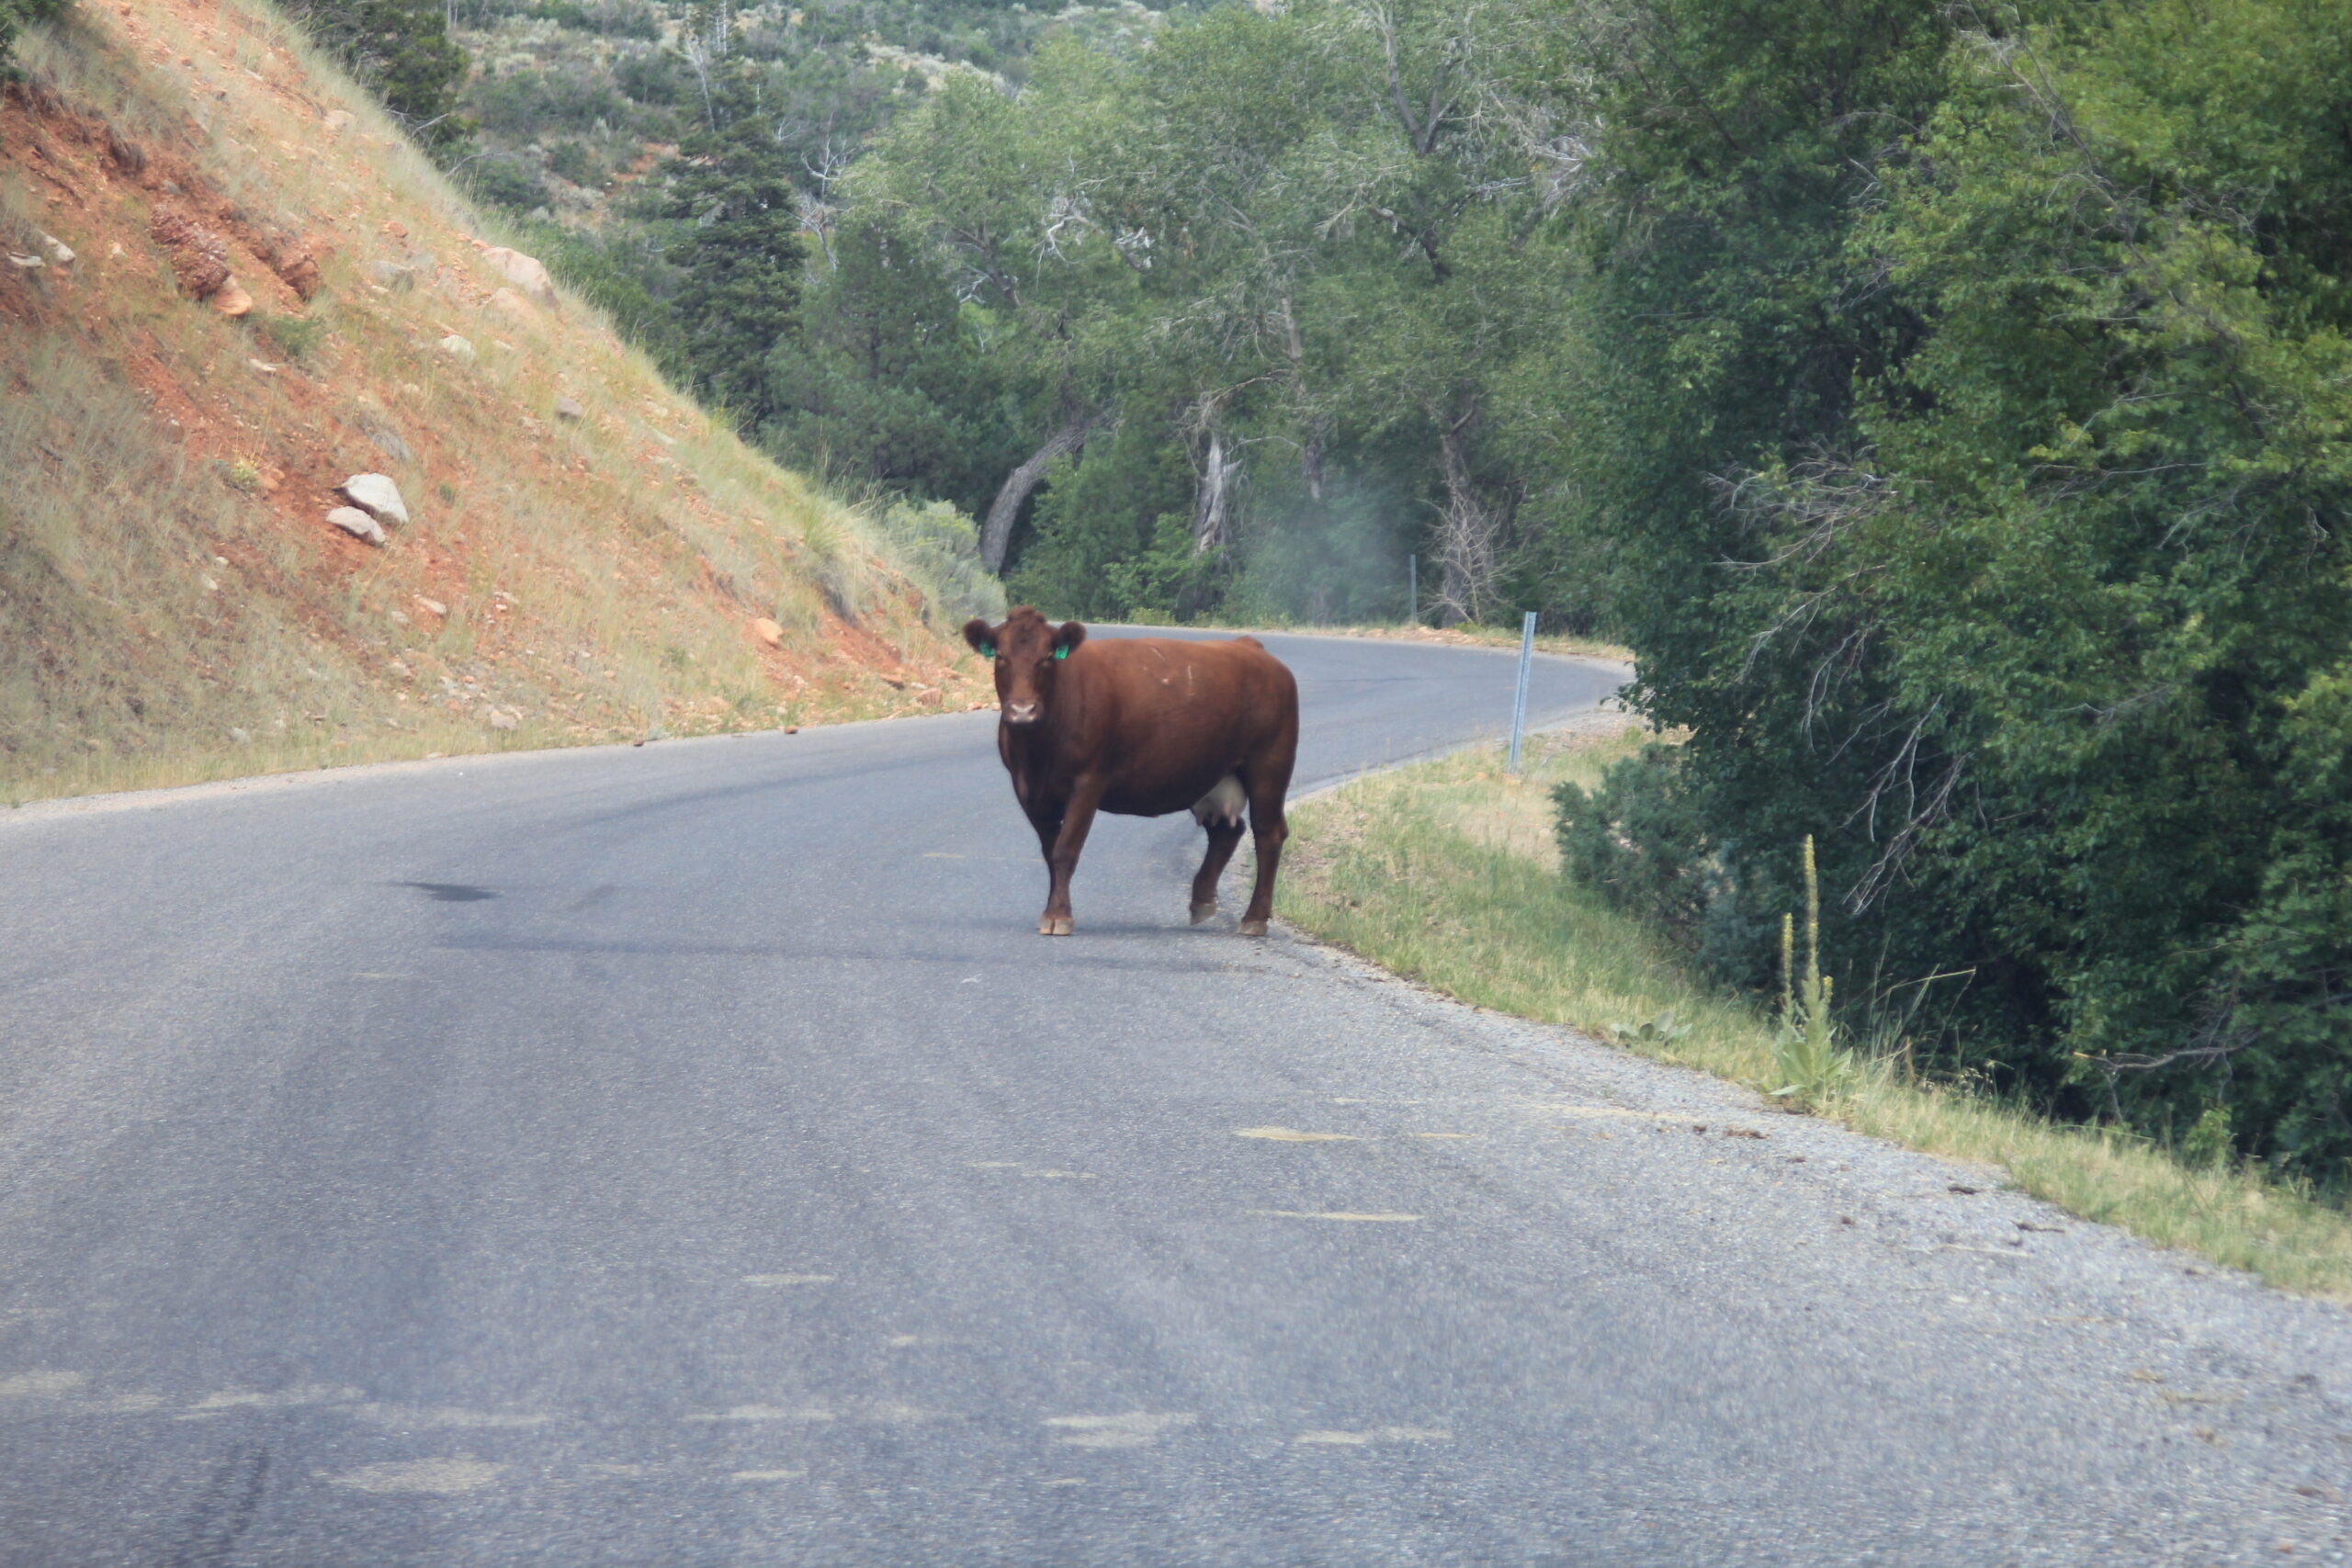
[963,608,1300,937]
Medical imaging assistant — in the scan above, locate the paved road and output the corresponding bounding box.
[2,632,2346,1566]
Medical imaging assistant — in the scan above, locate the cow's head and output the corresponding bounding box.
[964,607,1086,728]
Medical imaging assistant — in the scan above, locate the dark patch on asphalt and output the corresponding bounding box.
[395,881,499,902]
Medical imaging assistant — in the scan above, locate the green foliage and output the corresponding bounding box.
[659,106,809,427]
[543,138,596,187]
[1770,841,1858,1104]
[282,0,470,147]
[761,213,1023,516]
[505,217,682,363]
[1006,423,1198,617]
[469,64,639,137]
[2182,1106,2236,1172]
[254,313,325,363]
[0,0,66,79]
[464,155,547,212]
[1544,0,2352,1180]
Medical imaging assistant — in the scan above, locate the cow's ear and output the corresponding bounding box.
[962,618,998,659]
[1055,621,1088,656]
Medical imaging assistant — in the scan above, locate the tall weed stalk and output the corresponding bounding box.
[1771,835,1856,1106]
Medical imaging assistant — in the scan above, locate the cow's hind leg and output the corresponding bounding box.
[1237,780,1289,938]
[1191,819,1246,923]
[1189,774,1248,923]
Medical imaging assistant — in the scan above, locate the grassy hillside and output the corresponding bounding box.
[0,0,993,806]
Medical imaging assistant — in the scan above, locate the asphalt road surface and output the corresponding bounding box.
[3,631,2348,1566]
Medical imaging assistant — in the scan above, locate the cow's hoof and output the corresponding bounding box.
[1191,901,1217,925]
[1237,918,1270,938]
[1039,915,1074,936]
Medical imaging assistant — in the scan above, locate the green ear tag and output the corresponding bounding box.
[981,643,996,660]
[1054,645,1068,660]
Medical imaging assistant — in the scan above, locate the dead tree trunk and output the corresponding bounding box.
[980,416,1091,574]
[1193,431,1243,555]
[1435,398,1501,624]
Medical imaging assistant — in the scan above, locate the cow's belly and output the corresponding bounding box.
[1101,774,1223,818]
[1101,753,1237,819]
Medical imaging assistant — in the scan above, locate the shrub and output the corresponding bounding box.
[279,0,469,147]
[0,0,65,80]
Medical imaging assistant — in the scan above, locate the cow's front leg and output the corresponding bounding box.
[1039,777,1106,936]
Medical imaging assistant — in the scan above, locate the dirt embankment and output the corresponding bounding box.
[1,0,989,805]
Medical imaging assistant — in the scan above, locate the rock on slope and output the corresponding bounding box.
[0,0,987,803]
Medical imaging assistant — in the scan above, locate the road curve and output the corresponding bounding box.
[1,632,2346,1566]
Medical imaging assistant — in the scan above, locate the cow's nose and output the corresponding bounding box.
[1005,701,1040,725]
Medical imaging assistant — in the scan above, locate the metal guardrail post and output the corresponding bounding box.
[1507,610,1536,774]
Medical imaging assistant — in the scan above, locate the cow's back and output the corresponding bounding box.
[1074,637,1295,818]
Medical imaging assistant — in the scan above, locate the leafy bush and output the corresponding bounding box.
[280,0,469,147]
[612,47,688,106]
[469,66,633,136]
[543,138,597,187]
[464,155,546,212]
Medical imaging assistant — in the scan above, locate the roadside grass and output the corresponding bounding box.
[1275,727,2352,1302]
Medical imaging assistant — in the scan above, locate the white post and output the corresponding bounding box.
[1408,555,1419,626]
[1507,610,1537,774]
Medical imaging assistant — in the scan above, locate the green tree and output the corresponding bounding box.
[659,90,810,428]
[763,211,1023,513]
[283,0,470,147]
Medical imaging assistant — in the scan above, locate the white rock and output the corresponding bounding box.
[338,474,410,526]
[6,253,42,271]
[438,334,475,362]
[325,506,386,545]
[413,595,447,617]
[323,109,354,133]
[39,232,74,265]
[487,707,519,731]
[553,395,584,422]
[489,287,538,322]
[481,246,555,302]
[228,727,253,745]
[369,259,415,291]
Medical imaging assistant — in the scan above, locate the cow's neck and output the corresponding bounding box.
[1001,711,1078,795]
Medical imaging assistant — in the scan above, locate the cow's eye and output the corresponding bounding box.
[1053,646,1068,660]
